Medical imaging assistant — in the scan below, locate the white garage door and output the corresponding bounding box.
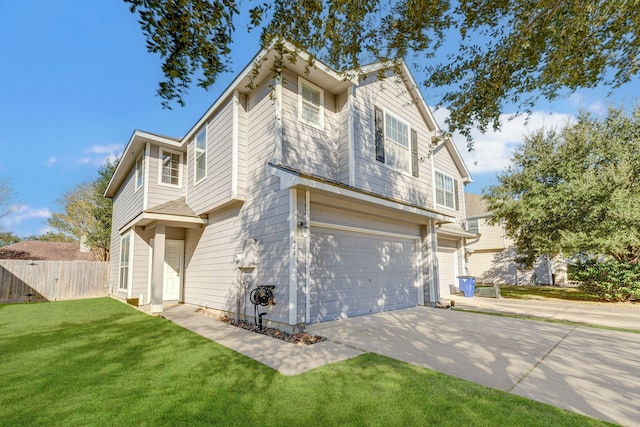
[309,227,419,323]
[437,247,457,298]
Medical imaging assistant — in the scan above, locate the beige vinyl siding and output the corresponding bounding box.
[281,70,339,180]
[111,167,144,232]
[109,165,144,296]
[310,194,421,237]
[467,250,513,284]
[146,144,186,209]
[182,75,293,325]
[183,213,237,311]
[466,217,509,251]
[245,74,290,323]
[247,76,276,165]
[236,93,248,199]
[130,227,152,302]
[108,234,120,294]
[336,90,350,184]
[187,98,235,214]
[352,72,433,207]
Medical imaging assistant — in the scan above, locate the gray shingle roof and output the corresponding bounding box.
[145,197,199,218]
[465,193,490,218]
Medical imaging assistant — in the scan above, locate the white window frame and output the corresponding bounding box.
[118,232,133,292]
[298,77,324,130]
[435,171,456,209]
[194,127,207,184]
[467,218,479,235]
[134,151,144,192]
[383,110,411,175]
[159,148,183,188]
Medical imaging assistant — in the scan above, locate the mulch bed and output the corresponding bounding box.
[196,308,326,345]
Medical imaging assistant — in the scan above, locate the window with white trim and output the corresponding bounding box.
[195,128,207,183]
[119,234,131,291]
[384,112,410,173]
[435,171,458,210]
[135,152,144,191]
[467,218,479,235]
[374,107,419,176]
[160,149,182,186]
[298,78,324,129]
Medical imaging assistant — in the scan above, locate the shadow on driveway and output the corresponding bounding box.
[306,307,640,426]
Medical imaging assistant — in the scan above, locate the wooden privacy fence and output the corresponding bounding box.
[0,260,110,303]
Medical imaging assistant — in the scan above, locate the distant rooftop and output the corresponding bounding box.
[0,240,96,261]
[465,193,490,218]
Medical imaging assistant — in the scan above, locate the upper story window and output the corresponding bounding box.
[195,128,207,183]
[435,171,459,210]
[160,149,182,187]
[135,151,144,191]
[467,218,479,235]
[375,107,418,176]
[119,233,131,291]
[298,77,324,129]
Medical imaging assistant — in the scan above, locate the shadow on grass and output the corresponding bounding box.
[0,299,609,426]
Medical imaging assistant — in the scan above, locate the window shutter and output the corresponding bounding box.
[411,129,419,177]
[375,107,385,162]
[454,179,460,210]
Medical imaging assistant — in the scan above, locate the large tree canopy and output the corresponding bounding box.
[124,0,640,140]
[484,105,640,265]
[48,159,118,261]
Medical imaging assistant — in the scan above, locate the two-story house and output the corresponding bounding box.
[465,193,567,286]
[105,41,473,329]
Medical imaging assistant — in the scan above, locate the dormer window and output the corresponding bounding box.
[298,77,324,129]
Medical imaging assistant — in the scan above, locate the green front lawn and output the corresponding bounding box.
[497,285,602,301]
[0,299,609,426]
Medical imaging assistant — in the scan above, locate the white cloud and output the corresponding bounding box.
[85,143,123,155]
[433,109,574,174]
[44,143,123,170]
[77,143,123,166]
[569,92,607,115]
[1,204,52,228]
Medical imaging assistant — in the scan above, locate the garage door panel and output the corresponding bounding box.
[310,227,419,323]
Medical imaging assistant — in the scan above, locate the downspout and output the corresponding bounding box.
[288,189,297,325]
[305,190,311,323]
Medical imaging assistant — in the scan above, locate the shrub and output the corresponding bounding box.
[569,260,640,302]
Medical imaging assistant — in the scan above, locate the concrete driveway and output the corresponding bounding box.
[305,307,640,426]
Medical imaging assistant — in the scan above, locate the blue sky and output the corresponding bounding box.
[0,1,637,237]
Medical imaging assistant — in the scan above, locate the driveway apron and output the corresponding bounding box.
[305,307,640,426]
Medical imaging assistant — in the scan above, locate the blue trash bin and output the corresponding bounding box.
[457,276,476,297]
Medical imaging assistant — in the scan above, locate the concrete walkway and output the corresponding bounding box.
[160,300,640,426]
[160,305,363,376]
[453,296,640,330]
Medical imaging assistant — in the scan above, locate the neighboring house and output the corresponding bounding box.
[0,240,95,261]
[464,193,567,286]
[105,41,473,329]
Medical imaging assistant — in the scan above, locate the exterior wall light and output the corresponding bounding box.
[298,221,311,238]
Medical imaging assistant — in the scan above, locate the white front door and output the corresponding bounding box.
[437,247,457,298]
[163,240,183,301]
